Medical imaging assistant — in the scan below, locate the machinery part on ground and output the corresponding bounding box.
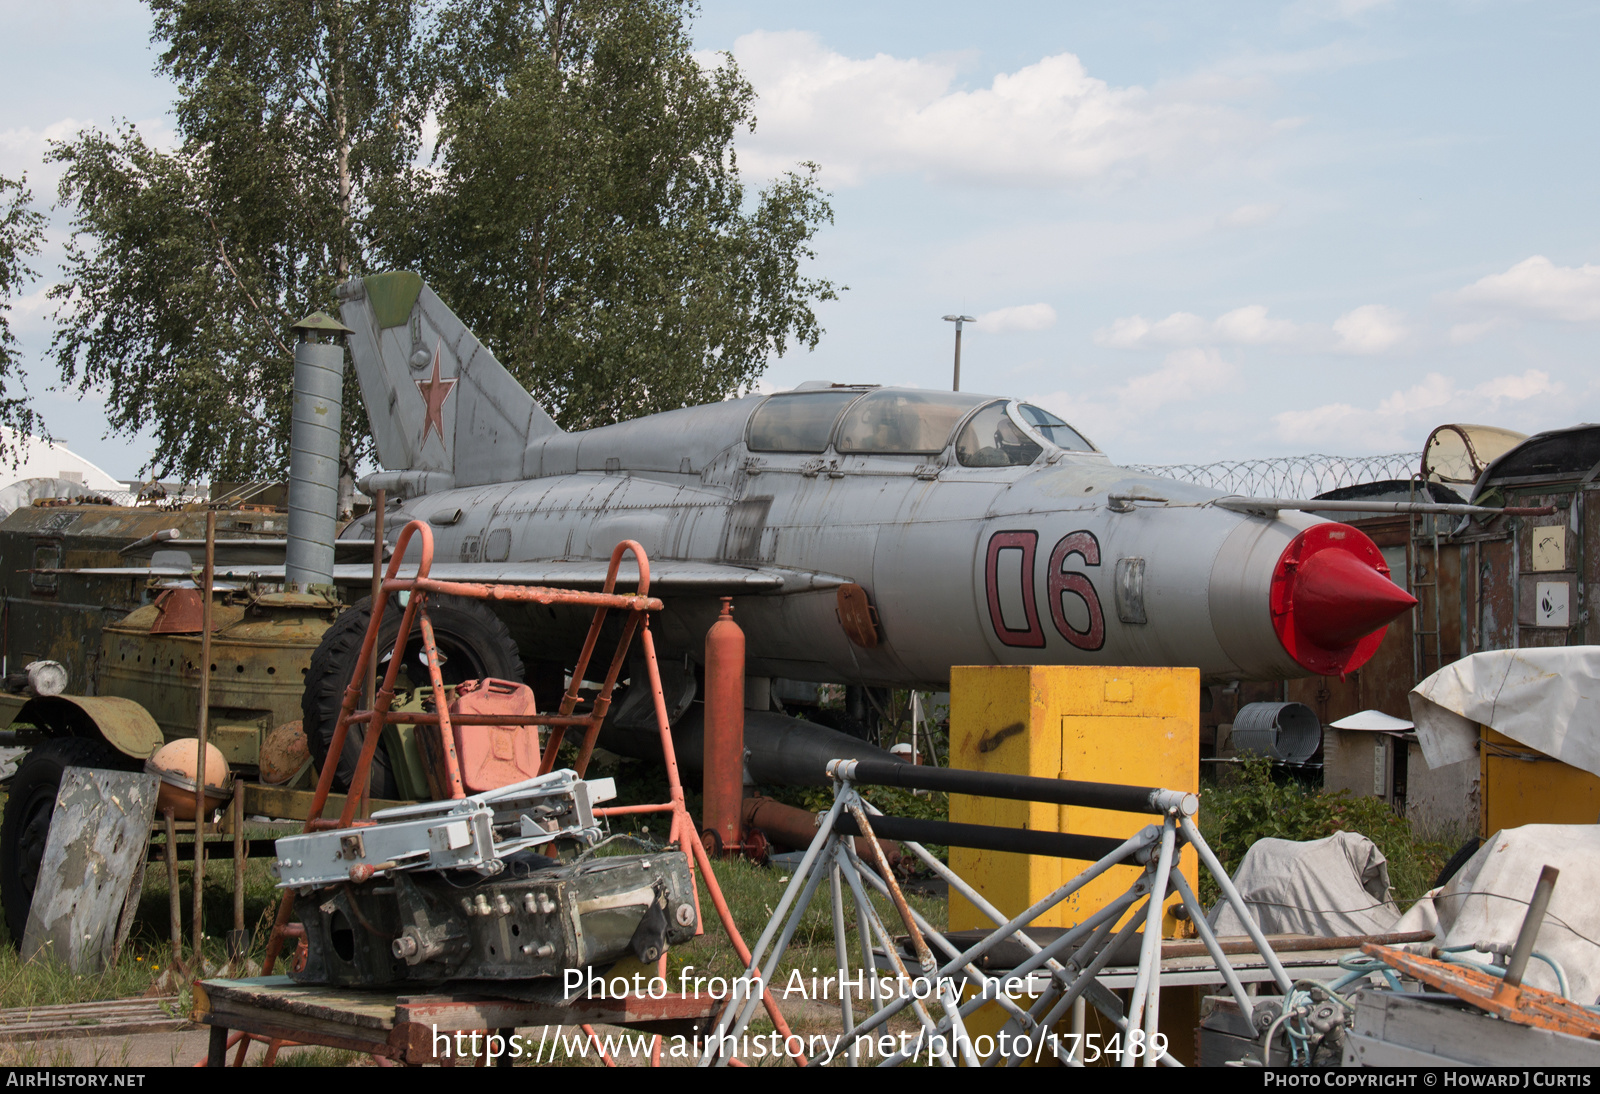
[295,851,696,987]
[1230,701,1322,764]
[145,739,231,820]
[291,851,696,987]
[271,769,614,888]
[302,594,524,798]
[0,736,139,942]
[703,598,745,855]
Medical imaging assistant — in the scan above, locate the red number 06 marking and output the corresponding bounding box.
[1048,530,1105,651]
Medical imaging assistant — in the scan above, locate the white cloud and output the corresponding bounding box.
[1117,347,1237,409]
[722,32,1271,187]
[1097,302,1409,354]
[974,303,1056,334]
[1218,203,1282,228]
[1447,318,1509,345]
[1096,304,1304,348]
[1332,304,1407,354]
[1026,348,1239,450]
[1272,370,1558,450]
[1450,256,1600,324]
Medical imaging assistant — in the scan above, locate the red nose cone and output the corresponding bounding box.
[1270,524,1417,676]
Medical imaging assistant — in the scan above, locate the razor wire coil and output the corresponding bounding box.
[1129,452,1421,498]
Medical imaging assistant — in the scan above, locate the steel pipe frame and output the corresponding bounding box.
[846,800,974,1065]
[864,798,1131,1021]
[836,845,961,1067]
[839,839,1144,1068]
[814,809,1161,1065]
[859,842,1163,1068]
[867,802,1199,1069]
[703,774,1160,1069]
[830,758,1199,817]
[706,770,1294,1068]
[1180,814,1294,995]
[699,790,849,1066]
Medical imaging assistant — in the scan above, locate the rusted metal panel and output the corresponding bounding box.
[21,768,160,973]
[1478,538,1516,651]
[148,588,206,634]
[1364,943,1600,1042]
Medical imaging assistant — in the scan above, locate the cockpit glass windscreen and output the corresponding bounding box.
[1016,403,1095,452]
[747,391,864,452]
[834,390,989,455]
[956,402,1043,467]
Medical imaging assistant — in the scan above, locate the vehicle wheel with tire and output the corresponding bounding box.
[0,736,135,943]
[301,594,525,798]
[1432,836,1482,890]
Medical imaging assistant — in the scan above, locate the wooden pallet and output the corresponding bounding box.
[0,996,189,1042]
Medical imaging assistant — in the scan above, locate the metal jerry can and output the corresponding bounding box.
[449,678,542,793]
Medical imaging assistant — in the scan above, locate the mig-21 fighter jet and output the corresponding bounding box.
[303,272,1421,792]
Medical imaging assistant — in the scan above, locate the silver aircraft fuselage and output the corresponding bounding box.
[335,274,1414,689]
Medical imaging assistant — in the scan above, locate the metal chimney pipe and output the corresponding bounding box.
[285,312,352,591]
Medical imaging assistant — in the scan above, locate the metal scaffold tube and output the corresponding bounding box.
[698,761,1290,1068]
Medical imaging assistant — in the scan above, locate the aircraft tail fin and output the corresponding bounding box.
[337,272,560,491]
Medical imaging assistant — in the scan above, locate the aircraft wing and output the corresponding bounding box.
[323,559,850,595]
[64,558,851,596]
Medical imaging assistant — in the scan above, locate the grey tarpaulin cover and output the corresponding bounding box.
[1209,831,1401,937]
[1396,825,1600,1003]
[1409,647,1600,776]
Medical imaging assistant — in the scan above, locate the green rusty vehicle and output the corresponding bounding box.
[0,499,519,941]
[0,501,335,939]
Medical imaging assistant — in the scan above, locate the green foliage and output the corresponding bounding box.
[0,176,45,464]
[49,0,839,479]
[374,0,839,430]
[1198,757,1450,907]
[50,0,428,482]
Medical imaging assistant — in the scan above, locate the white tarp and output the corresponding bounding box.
[1396,825,1600,1004]
[1409,647,1600,777]
[1210,831,1401,938]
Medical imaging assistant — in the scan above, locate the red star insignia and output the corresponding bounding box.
[415,341,457,449]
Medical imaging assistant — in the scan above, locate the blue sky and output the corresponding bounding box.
[3,0,1597,475]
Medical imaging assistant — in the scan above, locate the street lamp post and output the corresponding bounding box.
[943,314,974,391]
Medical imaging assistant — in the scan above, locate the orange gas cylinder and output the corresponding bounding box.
[448,678,543,793]
[703,598,745,854]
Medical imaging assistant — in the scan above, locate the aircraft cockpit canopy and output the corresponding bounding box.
[835,390,987,454]
[746,388,1096,461]
[746,389,861,453]
[1014,404,1094,453]
[955,402,1041,467]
